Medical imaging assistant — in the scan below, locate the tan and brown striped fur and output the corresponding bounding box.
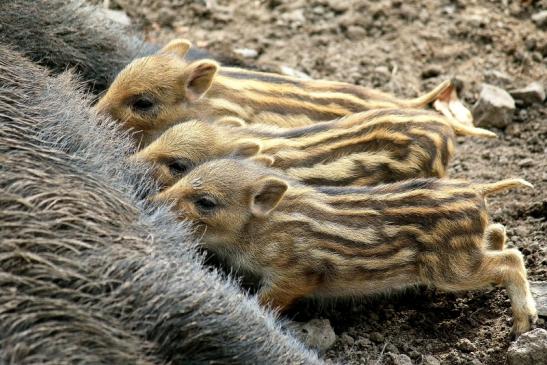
[96,39,471,147]
[152,159,537,337]
[133,109,495,188]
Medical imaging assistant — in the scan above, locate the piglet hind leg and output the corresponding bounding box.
[436,248,537,337]
[480,249,538,337]
[484,223,507,251]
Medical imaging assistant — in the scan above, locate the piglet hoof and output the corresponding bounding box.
[510,312,538,340]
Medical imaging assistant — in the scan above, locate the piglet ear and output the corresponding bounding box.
[250,177,288,217]
[160,39,192,58]
[250,154,275,167]
[182,60,219,102]
[233,140,261,158]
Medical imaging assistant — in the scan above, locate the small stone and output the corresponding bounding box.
[466,14,488,27]
[422,355,441,365]
[290,319,336,353]
[278,65,311,80]
[385,343,399,353]
[483,70,514,88]
[369,331,385,343]
[408,349,421,359]
[340,333,355,346]
[518,158,535,168]
[510,82,546,106]
[156,8,176,27]
[457,338,477,353]
[530,281,547,317]
[421,65,442,79]
[346,25,366,40]
[375,66,391,77]
[532,52,543,63]
[387,353,413,365]
[281,9,306,24]
[327,0,349,12]
[472,84,516,128]
[525,38,537,51]
[507,328,547,365]
[537,39,547,57]
[531,10,547,28]
[233,48,258,59]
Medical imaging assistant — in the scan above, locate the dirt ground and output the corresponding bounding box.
[98,0,546,363]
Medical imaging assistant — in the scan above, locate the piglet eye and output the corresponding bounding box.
[132,96,154,112]
[194,196,217,213]
[168,160,189,176]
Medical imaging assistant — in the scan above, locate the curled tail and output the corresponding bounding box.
[477,179,533,196]
[403,80,452,108]
[451,122,497,138]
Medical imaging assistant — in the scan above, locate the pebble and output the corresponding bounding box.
[507,328,547,365]
[483,70,514,88]
[530,281,547,317]
[472,84,515,128]
[385,343,399,354]
[518,158,535,168]
[422,354,441,365]
[233,48,258,59]
[340,333,355,346]
[290,319,336,353]
[346,25,367,40]
[457,338,477,353]
[531,10,547,28]
[510,82,546,106]
[327,0,350,12]
[370,331,385,343]
[387,353,413,365]
[278,65,311,80]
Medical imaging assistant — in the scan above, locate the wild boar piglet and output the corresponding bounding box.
[153,158,537,337]
[134,109,495,188]
[96,38,471,146]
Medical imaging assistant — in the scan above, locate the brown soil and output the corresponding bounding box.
[100,0,546,363]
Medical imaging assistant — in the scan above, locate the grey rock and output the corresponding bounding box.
[385,343,399,354]
[233,48,258,59]
[518,158,535,168]
[484,70,514,87]
[370,331,385,343]
[423,354,441,365]
[346,25,367,40]
[291,319,337,352]
[388,353,413,365]
[457,338,477,352]
[327,0,349,12]
[279,65,312,80]
[532,10,547,28]
[510,82,546,105]
[530,281,547,317]
[507,328,547,365]
[473,84,516,128]
[340,333,355,346]
[466,14,489,27]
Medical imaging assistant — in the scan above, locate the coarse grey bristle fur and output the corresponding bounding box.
[0,0,236,94]
[0,45,321,364]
